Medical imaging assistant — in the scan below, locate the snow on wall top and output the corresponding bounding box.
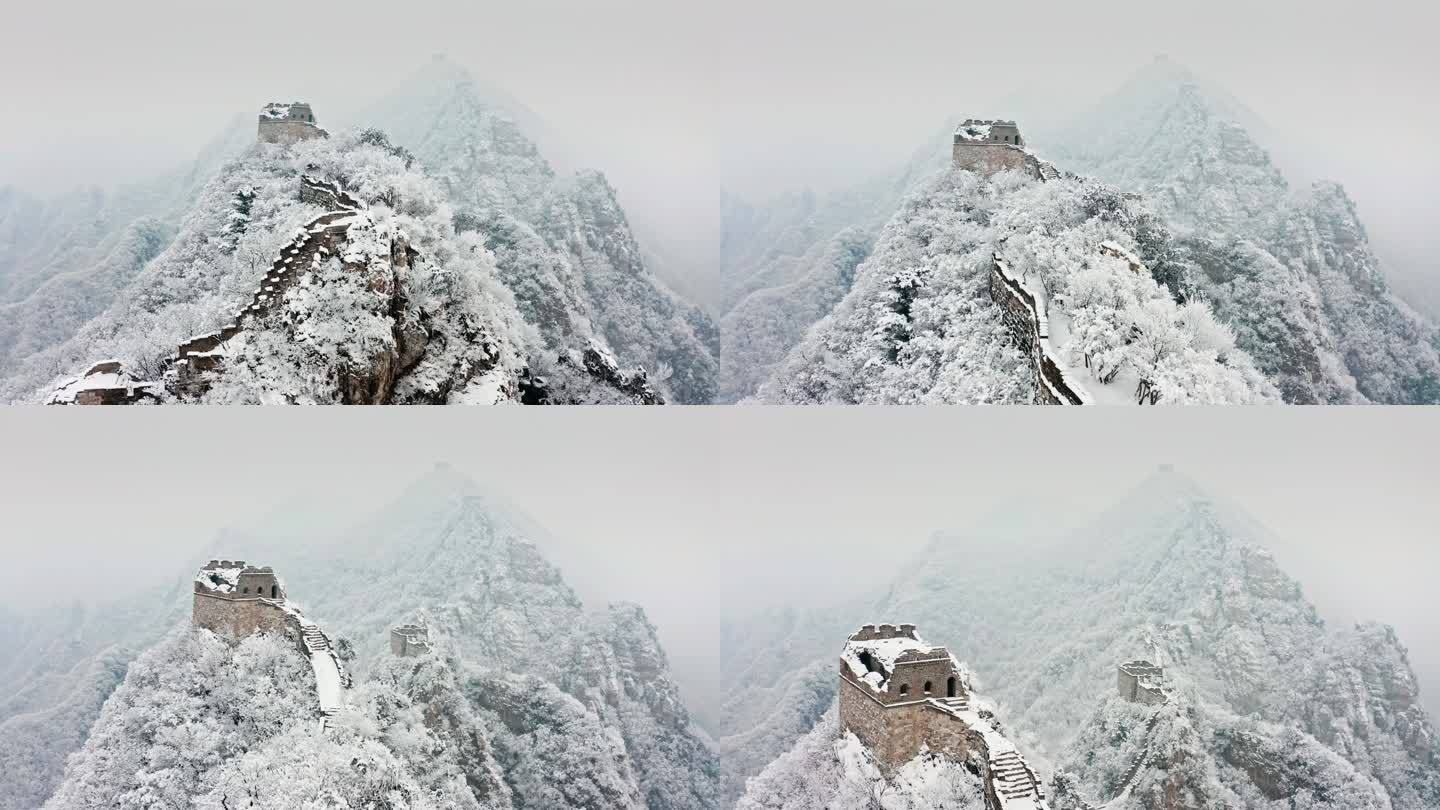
[260,102,314,121]
[842,624,946,693]
[956,122,994,142]
[955,118,1022,144]
[46,360,157,404]
[193,560,282,597]
[195,563,244,594]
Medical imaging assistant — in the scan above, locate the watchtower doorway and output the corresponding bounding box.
[947,677,957,698]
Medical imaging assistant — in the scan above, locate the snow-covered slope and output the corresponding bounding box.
[44,628,510,810]
[3,58,711,404]
[716,469,1440,807]
[759,170,1276,404]
[1033,58,1440,404]
[4,127,671,404]
[736,708,988,810]
[361,57,720,403]
[724,58,1440,405]
[2,132,532,403]
[0,117,253,383]
[9,465,720,809]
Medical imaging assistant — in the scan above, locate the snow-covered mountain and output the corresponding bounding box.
[360,57,720,404]
[0,117,254,385]
[5,465,720,809]
[713,469,1440,808]
[2,57,715,405]
[723,59,1440,405]
[716,129,953,402]
[1032,57,1440,404]
[758,169,1276,404]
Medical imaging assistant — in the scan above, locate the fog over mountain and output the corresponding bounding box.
[2,408,1437,724]
[3,0,1436,315]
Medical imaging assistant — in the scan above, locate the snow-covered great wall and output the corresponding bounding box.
[192,561,352,732]
[837,624,1051,810]
[989,255,1090,405]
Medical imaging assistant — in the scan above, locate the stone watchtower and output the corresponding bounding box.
[838,623,972,769]
[390,624,433,657]
[953,118,1038,177]
[192,560,294,640]
[1117,660,1168,705]
[258,102,327,146]
[838,624,1052,807]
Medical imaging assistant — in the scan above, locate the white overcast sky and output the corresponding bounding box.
[2,0,1437,308]
[1,408,1437,716]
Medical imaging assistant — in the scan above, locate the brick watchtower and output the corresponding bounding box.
[837,623,973,769]
[258,102,327,146]
[192,560,294,640]
[953,119,1036,177]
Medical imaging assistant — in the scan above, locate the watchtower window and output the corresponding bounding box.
[898,684,909,696]
[242,587,248,594]
[924,681,933,694]
[947,677,957,697]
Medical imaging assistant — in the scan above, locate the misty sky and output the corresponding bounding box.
[2,0,1437,309]
[2,408,1437,718]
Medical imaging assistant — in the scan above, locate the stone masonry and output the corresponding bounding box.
[838,624,1050,808]
[953,119,1051,179]
[990,255,1089,405]
[839,624,973,769]
[258,102,327,146]
[390,624,433,657]
[192,560,298,642]
[1118,660,1168,706]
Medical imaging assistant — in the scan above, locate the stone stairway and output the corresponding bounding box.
[1036,161,1061,182]
[989,750,1045,804]
[1072,704,1167,809]
[300,622,331,653]
[173,207,360,371]
[174,182,364,376]
[318,706,343,734]
[929,695,972,717]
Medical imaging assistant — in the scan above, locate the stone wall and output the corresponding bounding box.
[192,591,298,642]
[1118,660,1167,705]
[953,143,1035,178]
[838,675,973,772]
[390,624,433,657]
[989,256,1089,405]
[237,569,284,600]
[850,623,918,643]
[258,119,326,147]
[889,654,964,701]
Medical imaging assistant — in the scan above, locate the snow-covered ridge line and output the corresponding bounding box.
[173,175,365,375]
[990,255,1090,405]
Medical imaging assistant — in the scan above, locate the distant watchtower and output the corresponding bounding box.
[192,560,294,640]
[957,119,1024,147]
[1117,660,1168,705]
[953,118,1037,178]
[390,624,433,657]
[258,102,327,146]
